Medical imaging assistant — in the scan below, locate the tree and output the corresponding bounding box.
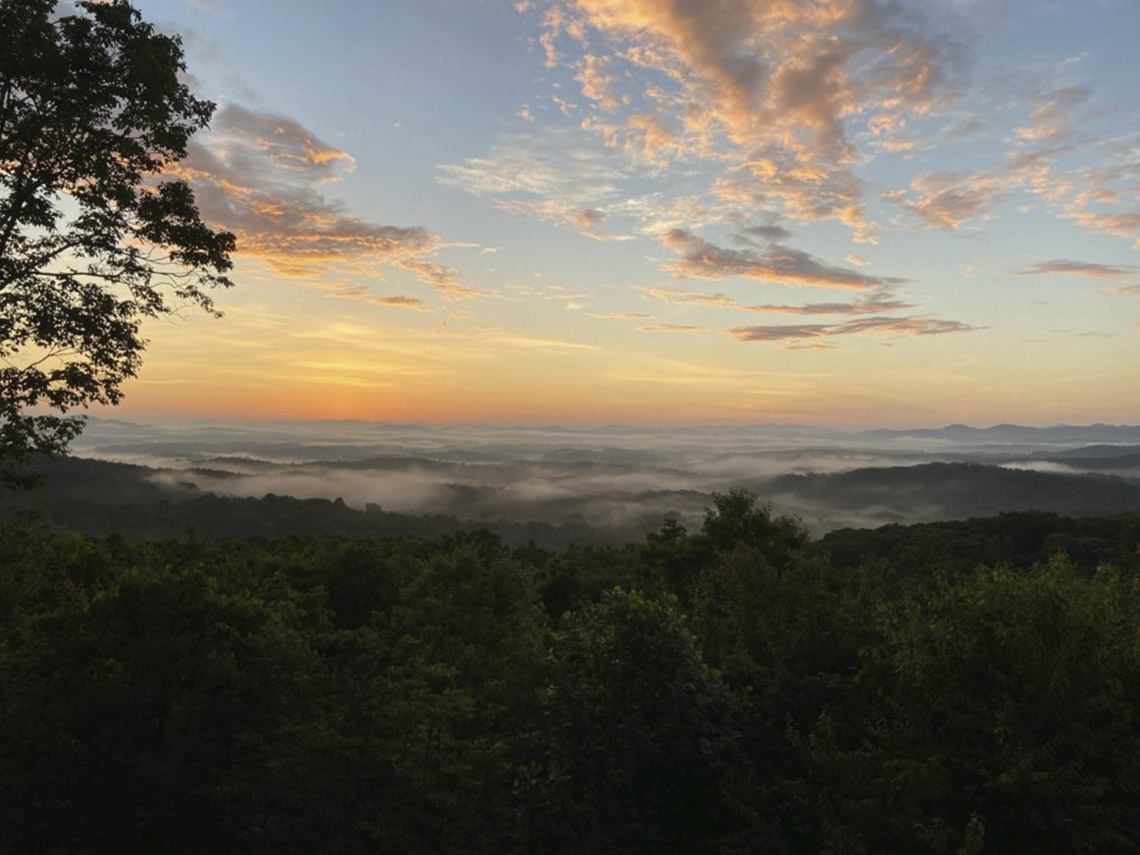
[521,589,751,854]
[0,0,234,468]
[845,557,1140,853]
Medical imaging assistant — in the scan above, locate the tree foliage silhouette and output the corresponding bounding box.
[0,0,234,470]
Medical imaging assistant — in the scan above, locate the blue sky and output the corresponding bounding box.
[118,0,1140,426]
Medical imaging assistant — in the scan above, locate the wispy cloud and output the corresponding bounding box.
[661,229,903,290]
[639,286,736,308]
[1014,85,1091,144]
[725,315,978,344]
[438,130,635,241]
[590,311,653,319]
[638,323,707,333]
[175,104,474,297]
[640,284,914,315]
[745,293,917,315]
[1017,259,1138,279]
[372,296,432,312]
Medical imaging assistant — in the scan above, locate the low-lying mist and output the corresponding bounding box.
[62,418,1140,535]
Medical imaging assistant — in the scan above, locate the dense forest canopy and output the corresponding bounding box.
[3,494,1140,854]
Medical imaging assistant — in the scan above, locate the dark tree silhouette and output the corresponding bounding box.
[0,0,234,470]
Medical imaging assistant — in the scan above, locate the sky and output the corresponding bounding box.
[112,0,1140,428]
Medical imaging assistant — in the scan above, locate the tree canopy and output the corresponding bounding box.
[0,0,234,468]
[4,500,1140,853]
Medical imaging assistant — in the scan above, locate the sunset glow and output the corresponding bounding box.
[113,0,1140,427]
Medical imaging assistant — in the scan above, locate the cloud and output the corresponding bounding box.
[210,103,357,183]
[179,104,470,295]
[1017,259,1138,279]
[1014,85,1091,144]
[1110,284,1140,297]
[878,78,1135,244]
[439,133,621,198]
[887,169,1004,230]
[498,199,635,241]
[590,311,653,319]
[1045,328,1118,338]
[713,152,875,241]
[1065,208,1140,248]
[639,285,736,308]
[661,229,904,290]
[532,0,969,239]
[745,292,916,315]
[637,323,707,333]
[725,315,978,344]
[373,296,432,312]
[438,131,636,241]
[576,53,621,112]
[489,334,602,351]
[1064,135,1140,225]
[739,224,793,243]
[887,148,1057,231]
[640,284,914,315]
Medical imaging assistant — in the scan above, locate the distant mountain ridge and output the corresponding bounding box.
[80,415,1140,444]
[7,453,1140,541]
[859,423,1140,444]
[771,462,1140,525]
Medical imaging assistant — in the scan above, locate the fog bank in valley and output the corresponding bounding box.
[58,418,1140,535]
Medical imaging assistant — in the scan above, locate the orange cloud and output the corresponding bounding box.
[576,53,621,112]
[373,296,432,311]
[180,104,469,296]
[212,104,356,183]
[535,0,967,239]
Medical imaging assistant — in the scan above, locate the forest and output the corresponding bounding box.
[3,493,1140,854]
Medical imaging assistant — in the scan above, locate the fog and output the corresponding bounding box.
[65,418,1140,535]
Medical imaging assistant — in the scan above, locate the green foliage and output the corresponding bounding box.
[822,510,1140,579]
[640,488,809,608]
[0,551,328,852]
[846,556,1140,853]
[0,0,234,467]
[701,488,809,562]
[3,508,1140,853]
[521,589,748,854]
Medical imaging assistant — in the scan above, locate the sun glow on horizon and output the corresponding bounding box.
[106,0,1140,428]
